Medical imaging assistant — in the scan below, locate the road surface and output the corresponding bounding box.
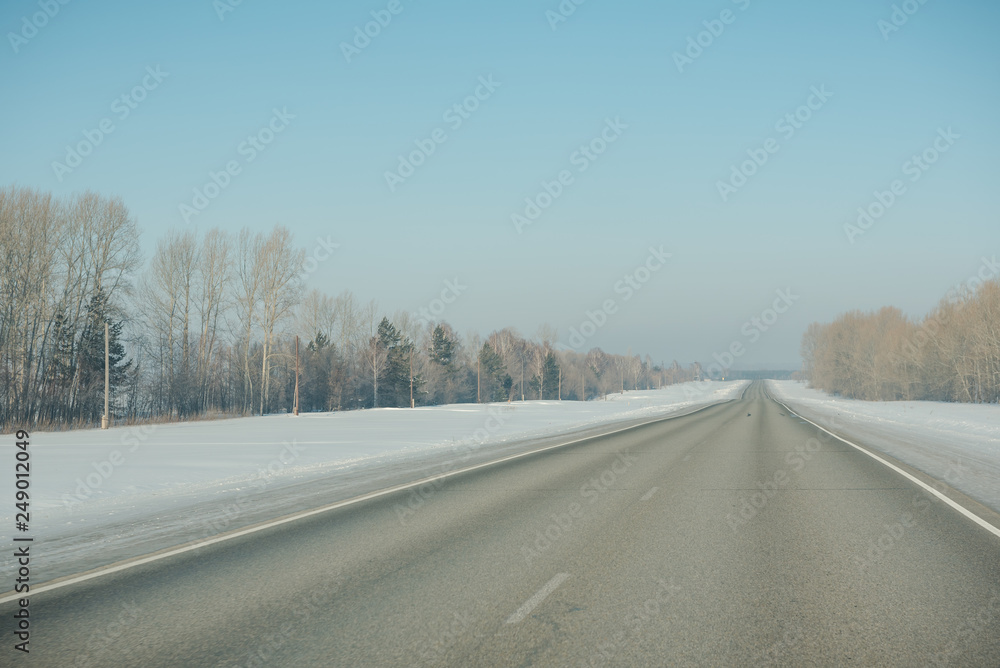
[5,381,1000,666]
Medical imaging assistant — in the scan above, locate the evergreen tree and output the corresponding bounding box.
[44,307,75,420]
[300,331,334,411]
[501,373,514,401]
[425,324,462,405]
[479,343,510,402]
[377,317,421,407]
[542,351,560,399]
[76,289,131,423]
[308,331,330,352]
[529,351,560,399]
[429,325,456,369]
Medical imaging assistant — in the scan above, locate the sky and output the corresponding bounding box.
[3,0,998,369]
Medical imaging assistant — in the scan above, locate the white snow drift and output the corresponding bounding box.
[1,381,747,547]
[767,380,1000,514]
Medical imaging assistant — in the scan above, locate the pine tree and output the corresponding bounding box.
[377,317,421,407]
[300,331,333,411]
[76,289,131,423]
[44,307,75,420]
[429,325,456,369]
[529,351,560,399]
[542,351,560,399]
[479,343,510,402]
[308,331,330,352]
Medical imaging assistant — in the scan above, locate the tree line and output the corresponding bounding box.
[801,277,1000,402]
[0,185,700,431]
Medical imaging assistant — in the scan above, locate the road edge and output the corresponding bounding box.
[0,382,749,604]
[764,384,1000,542]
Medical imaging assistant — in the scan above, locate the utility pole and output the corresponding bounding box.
[102,322,109,429]
[477,354,481,403]
[520,357,524,401]
[581,369,585,402]
[558,367,561,400]
[409,348,415,408]
[293,335,299,416]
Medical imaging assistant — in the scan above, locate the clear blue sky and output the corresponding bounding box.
[3,0,998,368]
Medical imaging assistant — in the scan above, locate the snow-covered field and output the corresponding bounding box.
[1,381,746,581]
[767,380,1000,514]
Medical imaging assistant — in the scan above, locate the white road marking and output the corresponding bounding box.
[640,487,659,501]
[0,399,741,605]
[505,573,570,624]
[772,396,1000,541]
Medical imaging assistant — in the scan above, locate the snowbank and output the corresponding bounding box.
[767,380,1000,514]
[1,381,747,553]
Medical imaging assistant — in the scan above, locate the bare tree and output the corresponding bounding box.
[235,229,265,413]
[255,226,304,414]
[297,289,337,344]
[197,228,233,409]
[0,186,63,422]
[361,300,386,407]
[139,229,198,414]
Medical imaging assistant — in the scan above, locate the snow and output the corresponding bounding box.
[767,380,1000,515]
[0,381,747,582]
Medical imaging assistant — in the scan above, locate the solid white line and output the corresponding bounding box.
[0,396,743,605]
[771,395,1000,541]
[505,573,570,624]
[640,487,659,501]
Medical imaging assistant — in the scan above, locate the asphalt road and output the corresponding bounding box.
[5,381,1000,666]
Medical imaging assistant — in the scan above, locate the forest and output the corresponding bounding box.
[801,273,1000,403]
[0,185,698,431]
